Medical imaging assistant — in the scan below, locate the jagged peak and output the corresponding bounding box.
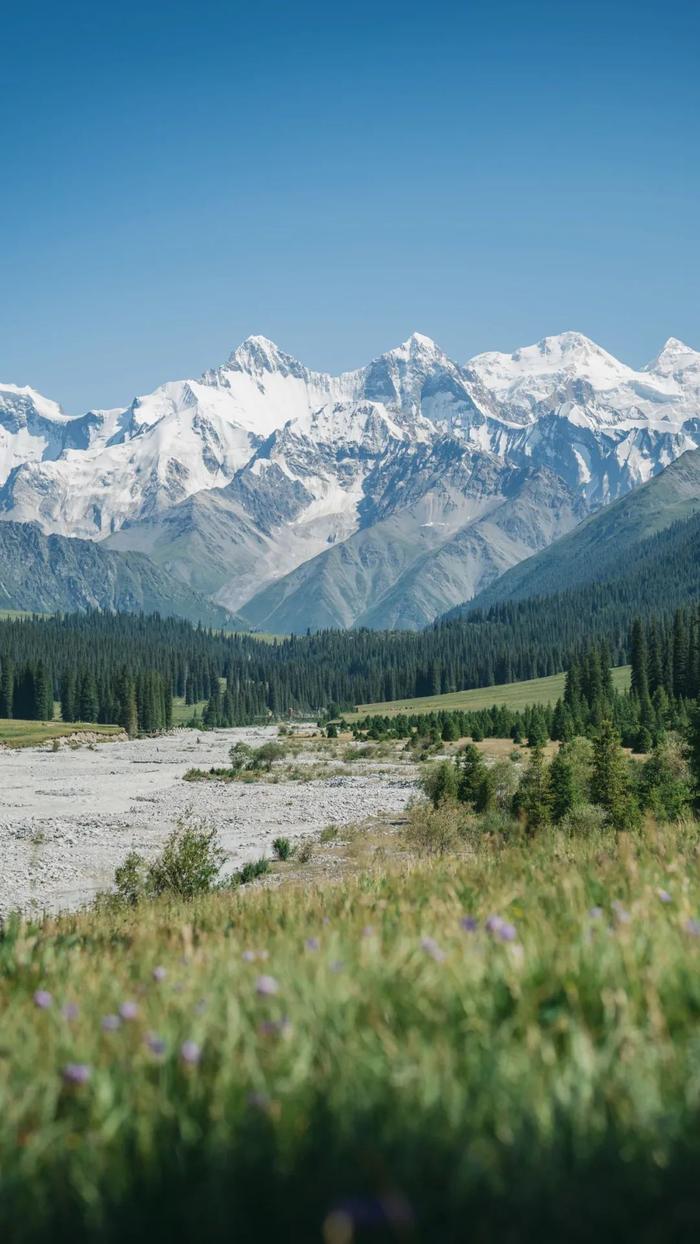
[225,334,291,370]
[644,336,699,373]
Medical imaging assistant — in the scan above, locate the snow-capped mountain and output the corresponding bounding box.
[2,329,699,630]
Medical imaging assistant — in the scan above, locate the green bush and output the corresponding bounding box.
[558,802,609,836]
[233,857,270,885]
[420,759,459,808]
[228,741,255,773]
[250,741,286,771]
[114,819,226,904]
[404,801,466,855]
[272,836,293,861]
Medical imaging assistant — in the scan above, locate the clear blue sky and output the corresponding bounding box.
[1,0,698,412]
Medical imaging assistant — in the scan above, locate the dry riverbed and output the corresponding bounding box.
[0,727,418,917]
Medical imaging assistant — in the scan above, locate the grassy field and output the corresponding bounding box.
[3,820,700,1241]
[350,665,632,719]
[0,719,122,748]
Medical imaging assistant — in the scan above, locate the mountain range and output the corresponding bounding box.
[2,330,699,631]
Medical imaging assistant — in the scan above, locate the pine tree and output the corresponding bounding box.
[0,658,13,718]
[456,744,488,806]
[513,745,552,833]
[630,620,649,702]
[549,749,577,822]
[78,670,99,723]
[591,719,639,831]
[116,669,138,737]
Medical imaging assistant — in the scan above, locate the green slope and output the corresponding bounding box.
[349,665,631,719]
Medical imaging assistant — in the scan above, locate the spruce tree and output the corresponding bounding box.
[0,658,13,718]
[549,749,577,822]
[513,745,552,833]
[591,719,639,831]
[456,744,488,807]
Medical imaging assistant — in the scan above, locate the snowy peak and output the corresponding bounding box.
[221,334,310,380]
[2,327,700,556]
[0,382,70,426]
[469,331,632,392]
[644,337,700,380]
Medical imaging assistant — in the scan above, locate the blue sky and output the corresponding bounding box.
[1,0,698,412]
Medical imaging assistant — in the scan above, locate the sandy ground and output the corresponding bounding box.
[0,727,417,918]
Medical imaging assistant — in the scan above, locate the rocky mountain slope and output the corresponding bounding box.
[2,330,700,630]
[446,446,700,617]
[0,522,241,627]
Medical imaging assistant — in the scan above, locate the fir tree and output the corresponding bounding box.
[591,719,638,831]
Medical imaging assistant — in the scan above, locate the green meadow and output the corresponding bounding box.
[2,819,700,1241]
[0,719,122,748]
[351,665,632,719]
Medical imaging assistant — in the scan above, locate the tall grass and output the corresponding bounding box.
[2,823,700,1240]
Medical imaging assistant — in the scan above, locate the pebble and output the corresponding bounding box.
[0,726,417,917]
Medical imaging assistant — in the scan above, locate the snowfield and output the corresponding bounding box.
[0,728,418,918]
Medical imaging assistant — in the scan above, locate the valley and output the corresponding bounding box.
[0,726,417,918]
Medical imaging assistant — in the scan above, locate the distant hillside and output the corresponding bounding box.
[0,522,243,629]
[448,447,700,616]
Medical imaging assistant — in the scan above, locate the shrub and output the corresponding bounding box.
[233,857,270,885]
[487,759,520,812]
[272,836,293,861]
[558,803,609,836]
[420,759,459,808]
[229,742,255,773]
[113,850,150,906]
[112,819,226,904]
[148,819,226,899]
[404,801,465,855]
[474,809,520,838]
[296,839,314,863]
[251,741,286,771]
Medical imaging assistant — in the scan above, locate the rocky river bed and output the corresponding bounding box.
[0,727,418,917]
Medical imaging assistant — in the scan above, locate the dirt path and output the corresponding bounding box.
[0,727,417,917]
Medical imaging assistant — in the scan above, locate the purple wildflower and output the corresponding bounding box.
[685,918,700,937]
[101,1014,121,1032]
[361,925,375,938]
[485,915,505,934]
[242,949,257,962]
[33,990,53,1010]
[180,1040,201,1065]
[657,889,672,904]
[497,922,517,942]
[255,974,279,997]
[146,1033,167,1056]
[420,936,446,962]
[588,906,604,920]
[119,1001,139,1021]
[61,1001,79,1021]
[330,959,345,973]
[152,965,167,982]
[305,937,320,952]
[460,915,478,932]
[62,1063,91,1085]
